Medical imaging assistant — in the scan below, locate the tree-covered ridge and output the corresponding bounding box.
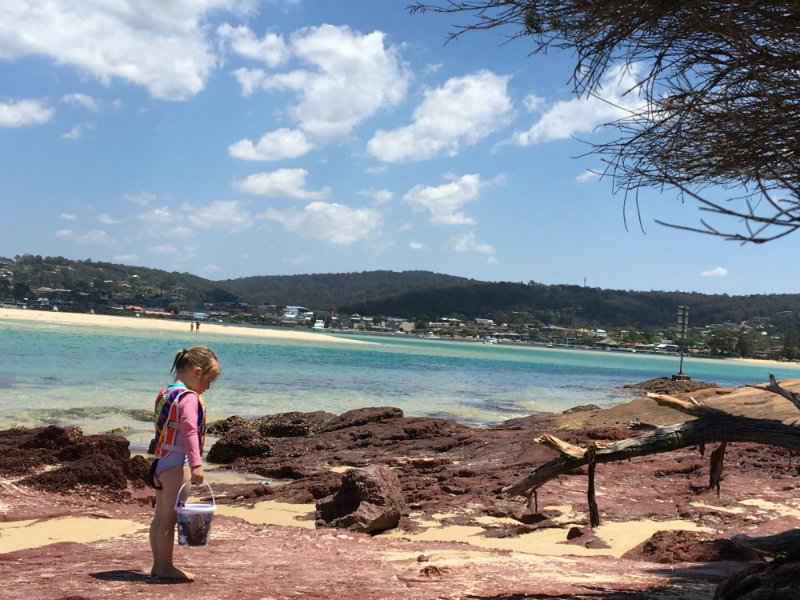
[4,255,800,335]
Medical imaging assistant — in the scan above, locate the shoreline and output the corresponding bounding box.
[0,307,371,345]
[3,306,797,368]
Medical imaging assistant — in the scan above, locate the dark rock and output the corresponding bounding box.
[714,558,800,600]
[563,404,601,414]
[321,407,404,432]
[624,377,718,394]
[206,424,274,463]
[207,415,254,436]
[316,464,407,534]
[255,411,335,437]
[623,530,765,564]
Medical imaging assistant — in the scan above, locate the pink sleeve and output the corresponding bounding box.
[178,392,203,468]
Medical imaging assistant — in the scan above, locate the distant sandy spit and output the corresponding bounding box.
[0,307,371,345]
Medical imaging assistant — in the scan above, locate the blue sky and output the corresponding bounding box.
[1,1,796,295]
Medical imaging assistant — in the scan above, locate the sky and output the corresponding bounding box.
[1,0,797,296]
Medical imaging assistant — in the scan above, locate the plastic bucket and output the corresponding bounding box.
[175,482,216,547]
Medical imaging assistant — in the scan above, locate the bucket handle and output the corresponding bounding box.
[175,481,216,511]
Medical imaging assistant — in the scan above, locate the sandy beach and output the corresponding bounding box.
[0,307,371,345]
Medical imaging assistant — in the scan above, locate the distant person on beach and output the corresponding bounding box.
[195,320,200,332]
[148,346,220,581]
[190,322,194,333]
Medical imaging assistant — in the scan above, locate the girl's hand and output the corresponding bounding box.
[190,465,204,485]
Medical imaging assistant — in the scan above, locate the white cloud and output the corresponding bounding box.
[358,188,393,205]
[217,23,288,67]
[409,241,426,250]
[150,244,178,255]
[112,253,138,263]
[136,206,192,238]
[508,64,646,146]
[0,1,232,100]
[124,192,156,206]
[60,213,76,220]
[199,263,222,274]
[235,168,330,199]
[404,173,484,225]
[185,200,252,233]
[701,266,728,278]
[55,229,109,245]
[368,70,513,163]
[576,169,600,183]
[236,24,410,143]
[262,201,382,245]
[97,213,122,224]
[228,128,312,161]
[0,98,54,127]
[61,93,99,112]
[62,124,83,140]
[450,231,496,255]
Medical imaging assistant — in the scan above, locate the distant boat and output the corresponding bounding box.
[312,319,325,330]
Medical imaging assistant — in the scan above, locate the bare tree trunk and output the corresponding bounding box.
[503,386,800,555]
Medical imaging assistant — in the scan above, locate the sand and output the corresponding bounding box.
[0,307,371,345]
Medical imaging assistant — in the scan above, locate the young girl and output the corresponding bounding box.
[148,346,220,581]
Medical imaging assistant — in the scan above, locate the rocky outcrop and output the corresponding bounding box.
[206,423,274,463]
[623,530,764,564]
[714,558,800,600]
[316,464,407,533]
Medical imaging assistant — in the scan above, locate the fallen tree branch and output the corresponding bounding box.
[503,413,800,497]
[764,374,800,413]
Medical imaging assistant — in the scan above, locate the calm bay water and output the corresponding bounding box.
[2,317,800,453]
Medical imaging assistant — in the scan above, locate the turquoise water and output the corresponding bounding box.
[2,318,800,453]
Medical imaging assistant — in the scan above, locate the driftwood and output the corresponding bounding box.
[503,377,800,555]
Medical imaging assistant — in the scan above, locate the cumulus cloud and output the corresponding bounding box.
[97,213,122,224]
[62,124,83,140]
[199,263,222,274]
[262,201,382,245]
[228,128,312,161]
[184,200,253,233]
[403,173,484,225]
[55,229,109,245]
[358,188,393,205]
[450,231,496,255]
[0,1,230,100]
[409,241,426,250]
[150,244,178,255]
[0,98,54,127]
[112,253,138,263]
[217,24,288,67]
[124,192,156,206]
[368,70,513,163]
[576,169,601,183]
[508,64,646,146]
[136,206,192,238]
[701,266,728,278]
[61,93,99,112]
[230,24,410,143]
[235,168,330,199]
[60,213,76,220]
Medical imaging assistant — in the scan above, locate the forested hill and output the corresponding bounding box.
[5,255,800,330]
[219,270,800,329]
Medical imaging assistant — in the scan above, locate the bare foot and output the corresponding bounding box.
[152,566,195,581]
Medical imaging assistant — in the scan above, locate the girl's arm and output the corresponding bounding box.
[177,392,203,469]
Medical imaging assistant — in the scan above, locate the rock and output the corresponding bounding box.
[207,415,253,436]
[321,407,404,432]
[316,464,407,533]
[714,558,800,600]
[623,377,718,394]
[206,424,274,463]
[255,411,335,437]
[622,530,764,564]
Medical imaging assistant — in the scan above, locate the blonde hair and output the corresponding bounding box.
[170,346,220,379]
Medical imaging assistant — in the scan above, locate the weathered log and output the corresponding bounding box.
[503,412,800,497]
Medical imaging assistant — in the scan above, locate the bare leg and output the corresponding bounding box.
[149,464,195,581]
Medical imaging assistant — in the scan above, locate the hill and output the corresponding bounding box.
[4,255,800,332]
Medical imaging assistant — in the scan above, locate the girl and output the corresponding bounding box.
[148,346,220,581]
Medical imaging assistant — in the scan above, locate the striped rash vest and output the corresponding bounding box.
[152,383,206,458]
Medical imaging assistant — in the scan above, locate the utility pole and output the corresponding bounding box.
[672,305,691,381]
